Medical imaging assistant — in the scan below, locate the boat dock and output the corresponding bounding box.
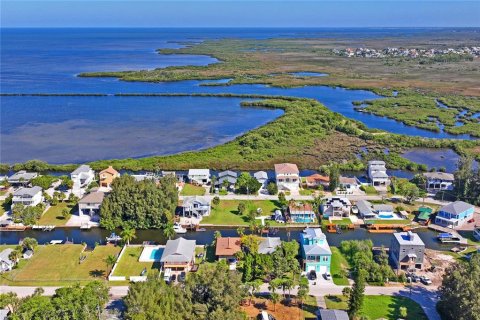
[428,224,468,244]
[366,224,411,233]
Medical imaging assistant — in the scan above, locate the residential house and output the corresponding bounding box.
[99,166,119,188]
[304,174,329,189]
[7,171,38,186]
[373,204,394,216]
[336,176,361,195]
[70,165,95,196]
[0,249,15,273]
[417,207,433,224]
[254,171,269,190]
[288,202,316,223]
[368,160,390,186]
[473,226,480,242]
[321,197,351,218]
[131,172,158,182]
[160,237,196,273]
[356,200,376,219]
[390,231,425,271]
[23,249,33,259]
[12,186,43,207]
[78,191,105,217]
[216,170,237,190]
[258,237,281,254]
[423,172,454,192]
[187,169,210,185]
[274,163,300,191]
[181,196,211,218]
[215,237,242,270]
[300,228,332,274]
[319,310,349,320]
[435,201,475,228]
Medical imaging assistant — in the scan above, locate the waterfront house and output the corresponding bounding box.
[423,172,454,192]
[216,170,238,190]
[373,204,394,216]
[7,171,38,186]
[435,201,475,228]
[274,163,300,191]
[0,249,15,273]
[254,171,269,190]
[288,202,316,223]
[321,197,351,218]
[304,174,329,189]
[390,231,425,271]
[187,169,210,185]
[258,237,281,254]
[319,310,349,320]
[356,200,376,219]
[22,249,33,259]
[99,166,119,188]
[12,186,43,207]
[131,172,158,182]
[300,228,331,274]
[70,165,95,196]
[78,191,105,217]
[160,237,196,273]
[336,176,361,195]
[417,207,433,224]
[216,237,241,259]
[368,160,390,186]
[181,196,211,218]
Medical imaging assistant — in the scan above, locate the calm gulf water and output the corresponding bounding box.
[1,28,476,163]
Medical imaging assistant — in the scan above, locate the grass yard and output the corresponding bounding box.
[330,247,350,285]
[37,202,74,226]
[365,219,411,225]
[299,189,314,196]
[113,246,159,278]
[181,184,206,196]
[201,200,280,226]
[325,295,427,320]
[0,201,7,215]
[2,244,121,286]
[360,185,378,195]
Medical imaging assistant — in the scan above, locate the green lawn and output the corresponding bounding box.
[330,247,350,285]
[303,295,318,320]
[181,184,206,196]
[113,246,159,278]
[37,202,74,226]
[365,219,410,225]
[360,185,378,195]
[0,201,7,215]
[1,244,121,286]
[201,200,281,225]
[299,189,314,196]
[325,295,428,320]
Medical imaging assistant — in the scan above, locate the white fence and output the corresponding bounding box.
[107,244,128,281]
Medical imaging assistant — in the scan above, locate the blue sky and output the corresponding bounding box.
[2,1,479,28]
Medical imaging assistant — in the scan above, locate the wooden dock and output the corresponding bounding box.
[428,224,469,245]
[367,224,412,233]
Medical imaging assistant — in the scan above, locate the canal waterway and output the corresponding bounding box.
[0,227,456,252]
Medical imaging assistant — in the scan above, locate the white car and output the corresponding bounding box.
[324,272,332,280]
[351,206,359,214]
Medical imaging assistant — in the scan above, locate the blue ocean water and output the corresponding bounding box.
[0,28,476,163]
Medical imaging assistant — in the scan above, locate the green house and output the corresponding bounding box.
[300,228,332,274]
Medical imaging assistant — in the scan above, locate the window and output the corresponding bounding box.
[322,256,329,262]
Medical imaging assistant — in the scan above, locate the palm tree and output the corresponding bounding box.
[121,227,136,246]
[104,255,117,276]
[163,223,175,240]
[270,292,280,312]
[8,250,21,264]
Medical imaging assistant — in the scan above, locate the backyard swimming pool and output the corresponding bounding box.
[378,214,395,219]
[139,246,164,262]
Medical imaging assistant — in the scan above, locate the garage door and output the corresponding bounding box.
[318,266,327,274]
[307,265,316,272]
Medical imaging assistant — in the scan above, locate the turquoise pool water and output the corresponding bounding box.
[149,248,164,260]
[378,214,395,219]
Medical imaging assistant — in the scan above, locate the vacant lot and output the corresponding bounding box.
[37,202,74,226]
[180,184,206,196]
[201,200,280,225]
[242,295,317,320]
[2,244,121,286]
[330,247,350,285]
[113,246,159,278]
[325,294,427,320]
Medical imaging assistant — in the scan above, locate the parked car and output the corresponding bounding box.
[259,311,276,320]
[323,272,332,280]
[420,276,432,285]
[308,270,317,280]
[179,272,186,282]
[170,274,177,283]
[351,206,359,214]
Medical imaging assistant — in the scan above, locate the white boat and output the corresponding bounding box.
[106,232,121,242]
[173,223,187,234]
[49,240,63,245]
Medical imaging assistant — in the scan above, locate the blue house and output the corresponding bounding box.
[300,228,332,274]
[435,201,475,228]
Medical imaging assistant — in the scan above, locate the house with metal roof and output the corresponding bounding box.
[216,170,238,189]
[253,171,269,190]
[423,172,454,192]
[356,200,376,219]
[187,169,210,185]
[390,231,425,271]
[319,309,349,320]
[274,163,300,191]
[258,237,281,254]
[181,196,210,217]
[368,160,390,186]
[0,249,15,273]
[7,171,38,186]
[336,176,361,195]
[160,237,196,273]
[435,201,475,228]
[78,191,105,217]
[300,228,331,274]
[12,186,43,207]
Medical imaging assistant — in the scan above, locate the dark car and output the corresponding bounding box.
[170,274,177,283]
[179,272,186,282]
[308,270,317,280]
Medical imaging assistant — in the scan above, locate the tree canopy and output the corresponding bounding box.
[235,172,261,195]
[453,156,480,205]
[100,175,178,229]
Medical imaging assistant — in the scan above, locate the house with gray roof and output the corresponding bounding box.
[78,191,105,217]
[254,171,269,190]
[435,201,475,228]
[390,231,425,271]
[300,228,332,274]
[0,249,15,273]
[70,165,95,196]
[216,170,238,190]
[368,160,390,186]
[356,200,376,218]
[181,196,210,217]
[7,171,38,186]
[12,186,43,207]
[187,169,210,185]
[258,237,281,254]
[423,172,454,192]
[319,309,349,320]
[161,237,196,273]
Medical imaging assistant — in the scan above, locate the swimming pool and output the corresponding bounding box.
[139,246,164,262]
[378,214,395,219]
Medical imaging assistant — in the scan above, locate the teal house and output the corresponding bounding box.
[300,228,332,274]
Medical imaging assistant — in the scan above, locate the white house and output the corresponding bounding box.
[70,165,95,196]
[254,171,269,190]
[78,191,105,217]
[336,176,361,195]
[368,160,390,186]
[423,172,454,192]
[12,186,43,207]
[0,249,15,273]
[274,163,300,191]
[181,196,211,218]
[7,171,38,186]
[216,170,237,189]
[187,169,210,185]
[321,197,351,218]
